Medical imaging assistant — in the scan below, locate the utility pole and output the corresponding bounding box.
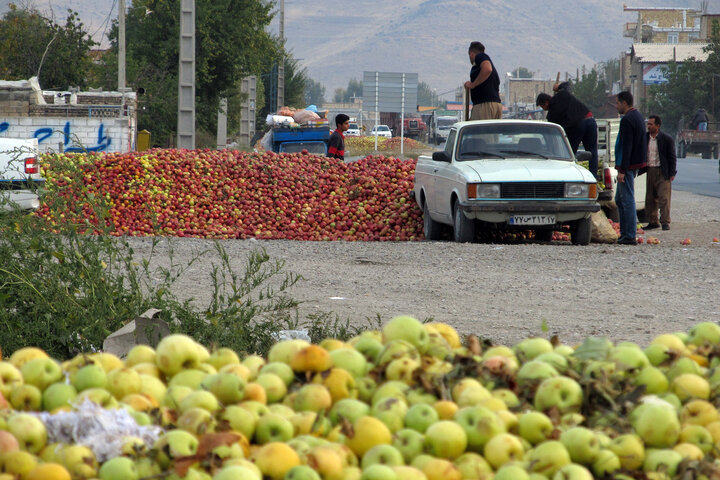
[177,0,195,149]
[118,0,126,90]
[277,0,285,109]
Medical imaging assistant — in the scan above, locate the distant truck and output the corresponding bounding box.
[0,137,43,211]
[428,110,461,144]
[676,123,720,159]
[380,112,427,140]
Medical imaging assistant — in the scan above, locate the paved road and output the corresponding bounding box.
[674,156,720,198]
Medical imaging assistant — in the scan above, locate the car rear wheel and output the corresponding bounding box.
[453,203,475,243]
[423,202,443,241]
[570,217,592,245]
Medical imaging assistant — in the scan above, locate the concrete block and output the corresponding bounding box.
[102,308,171,358]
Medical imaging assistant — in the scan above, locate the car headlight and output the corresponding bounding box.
[565,183,596,198]
[468,183,500,199]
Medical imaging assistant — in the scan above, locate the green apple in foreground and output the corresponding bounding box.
[517,411,554,445]
[98,456,138,480]
[361,444,404,469]
[42,382,77,411]
[551,463,593,480]
[360,464,399,480]
[534,376,583,414]
[20,357,63,391]
[392,428,425,463]
[631,400,680,448]
[7,413,47,453]
[482,433,525,470]
[560,426,601,464]
[494,464,530,480]
[608,433,645,470]
[454,405,506,452]
[382,315,429,353]
[404,403,438,433]
[526,440,571,477]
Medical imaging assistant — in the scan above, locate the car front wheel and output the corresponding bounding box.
[570,217,592,245]
[453,203,475,243]
[423,202,443,241]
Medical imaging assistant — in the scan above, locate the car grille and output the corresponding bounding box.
[500,182,565,198]
[408,120,418,129]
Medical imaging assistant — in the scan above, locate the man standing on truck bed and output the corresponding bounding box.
[614,91,647,245]
[644,115,676,231]
[328,114,349,161]
[536,82,599,180]
[464,42,502,120]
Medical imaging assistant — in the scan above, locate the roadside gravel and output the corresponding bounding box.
[125,189,720,349]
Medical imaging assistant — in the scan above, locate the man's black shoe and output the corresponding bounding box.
[644,223,660,230]
[662,224,670,230]
[617,238,637,245]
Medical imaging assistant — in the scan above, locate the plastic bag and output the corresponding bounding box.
[278,106,296,117]
[265,114,294,126]
[590,210,618,243]
[260,130,273,151]
[292,109,321,123]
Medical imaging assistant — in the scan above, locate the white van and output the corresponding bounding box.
[0,137,44,211]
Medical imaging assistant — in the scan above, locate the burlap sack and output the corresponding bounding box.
[591,210,618,243]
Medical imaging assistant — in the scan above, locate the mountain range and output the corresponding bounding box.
[3,0,720,101]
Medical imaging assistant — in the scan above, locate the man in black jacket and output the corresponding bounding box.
[644,115,677,231]
[536,82,599,179]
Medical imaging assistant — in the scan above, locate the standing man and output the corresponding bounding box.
[644,115,677,231]
[464,42,502,120]
[327,114,349,161]
[691,108,709,131]
[614,91,647,245]
[536,82,599,179]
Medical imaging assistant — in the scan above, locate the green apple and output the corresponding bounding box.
[582,360,616,380]
[329,348,368,378]
[106,367,142,400]
[392,428,425,463]
[177,407,217,435]
[404,403,439,433]
[20,357,62,391]
[124,345,156,367]
[666,357,702,382]
[453,452,493,479]
[371,397,408,433]
[688,321,720,346]
[644,344,672,366]
[534,352,569,373]
[643,448,683,476]
[42,382,77,411]
[534,376,583,414]
[267,339,310,364]
[372,381,410,406]
[361,444,405,469]
[526,440,571,477]
[284,465,321,480]
[268,403,295,419]
[155,334,208,377]
[99,456,139,480]
[179,390,219,414]
[385,358,421,384]
[514,337,554,362]
[517,361,559,387]
[161,385,194,409]
[357,377,378,403]
[609,345,650,375]
[0,361,24,398]
[631,399,680,448]
[219,404,257,439]
[153,430,199,467]
[678,424,713,454]
[608,433,645,470]
[9,384,42,411]
[680,399,719,426]
[482,433,524,469]
[259,362,295,386]
[377,340,420,367]
[139,373,167,404]
[76,387,118,408]
[254,412,294,443]
[591,449,621,476]
[7,413,46,453]
[559,427,601,465]
[241,355,266,379]
[635,366,669,394]
[200,373,245,405]
[360,464,399,480]
[453,405,506,452]
[207,347,241,371]
[255,373,287,404]
[352,337,384,364]
[494,464,530,480]
[168,369,207,390]
[330,398,370,425]
[551,463,593,480]
[382,315,429,353]
[517,411,554,445]
[71,364,107,391]
[671,373,710,401]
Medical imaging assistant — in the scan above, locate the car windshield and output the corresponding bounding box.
[456,123,573,161]
[349,124,359,130]
[438,118,456,129]
[378,126,389,131]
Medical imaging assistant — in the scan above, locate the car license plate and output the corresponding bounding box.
[508,215,556,225]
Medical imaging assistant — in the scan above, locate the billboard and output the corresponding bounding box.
[643,63,668,85]
[362,72,418,113]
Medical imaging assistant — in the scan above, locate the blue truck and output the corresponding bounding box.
[271,123,330,155]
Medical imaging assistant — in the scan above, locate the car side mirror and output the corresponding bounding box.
[575,151,592,162]
[432,151,451,162]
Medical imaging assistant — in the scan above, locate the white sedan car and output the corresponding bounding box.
[369,125,392,138]
[412,120,600,245]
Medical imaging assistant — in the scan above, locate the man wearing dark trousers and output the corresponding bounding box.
[644,115,677,231]
[614,91,647,245]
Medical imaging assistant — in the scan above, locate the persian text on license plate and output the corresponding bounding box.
[508,215,556,225]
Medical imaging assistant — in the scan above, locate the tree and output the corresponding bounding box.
[332,78,362,103]
[417,81,438,107]
[304,78,325,106]
[256,53,310,129]
[573,68,608,113]
[511,66,534,78]
[0,5,96,89]
[94,0,281,146]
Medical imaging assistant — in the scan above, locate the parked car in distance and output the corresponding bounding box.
[412,120,600,244]
[0,137,43,211]
[346,123,361,137]
[369,125,392,138]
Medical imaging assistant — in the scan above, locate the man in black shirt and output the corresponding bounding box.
[464,42,502,120]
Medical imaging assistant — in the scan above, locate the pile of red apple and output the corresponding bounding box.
[36,150,424,241]
[3,317,720,480]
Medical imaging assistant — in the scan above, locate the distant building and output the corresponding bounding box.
[623,6,703,44]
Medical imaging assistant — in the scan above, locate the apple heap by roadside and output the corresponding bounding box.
[37,150,423,241]
[3,317,720,480]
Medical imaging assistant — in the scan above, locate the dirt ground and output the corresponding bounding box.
[125,189,720,349]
